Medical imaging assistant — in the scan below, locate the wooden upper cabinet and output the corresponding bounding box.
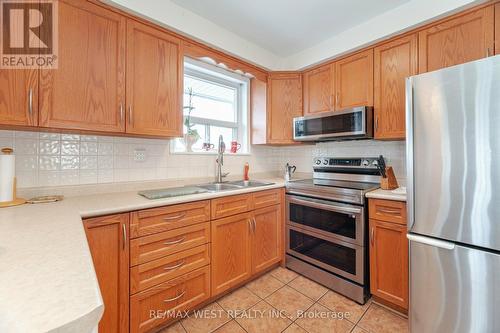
[250,76,268,145]
[418,6,494,73]
[39,0,126,132]
[251,205,282,274]
[495,3,500,55]
[369,218,408,311]
[374,34,417,140]
[267,73,303,144]
[335,49,374,110]
[84,213,129,333]
[126,20,183,137]
[211,212,252,296]
[0,70,38,126]
[303,63,335,115]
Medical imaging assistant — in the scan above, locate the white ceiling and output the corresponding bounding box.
[170,0,411,57]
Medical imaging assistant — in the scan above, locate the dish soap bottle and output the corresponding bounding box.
[243,162,249,181]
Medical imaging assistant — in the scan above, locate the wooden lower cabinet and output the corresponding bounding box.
[369,202,408,311]
[83,213,129,333]
[252,205,282,274]
[211,212,253,296]
[130,266,210,333]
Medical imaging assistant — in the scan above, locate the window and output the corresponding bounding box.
[172,58,249,154]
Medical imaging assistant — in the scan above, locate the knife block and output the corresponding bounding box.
[380,167,399,190]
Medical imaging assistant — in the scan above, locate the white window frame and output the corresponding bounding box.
[171,57,250,155]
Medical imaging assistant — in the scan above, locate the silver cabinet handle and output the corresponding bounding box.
[122,223,127,251]
[164,237,185,246]
[119,103,124,124]
[28,88,33,117]
[248,219,252,233]
[163,212,186,221]
[252,217,257,233]
[375,117,379,131]
[329,95,333,109]
[163,290,185,303]
[128,105,132,125]
[370,227,374,246]
[377,207,401,215]
[164,260,185,271]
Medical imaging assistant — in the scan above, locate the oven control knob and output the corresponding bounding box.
[315,159,321,165]
[323,159,329,165]
[361,159,370,166]
[372,160,379,166]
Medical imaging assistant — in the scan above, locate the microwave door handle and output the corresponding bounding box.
[288,196,362,215]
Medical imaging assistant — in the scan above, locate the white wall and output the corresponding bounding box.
[105,0,280,70]
[280,0,484,69]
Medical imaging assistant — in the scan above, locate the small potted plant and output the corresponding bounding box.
[183,88,200,152]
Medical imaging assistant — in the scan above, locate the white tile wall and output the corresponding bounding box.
[1,130,406,189]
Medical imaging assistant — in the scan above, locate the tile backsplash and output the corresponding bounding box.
[1,130,406,189]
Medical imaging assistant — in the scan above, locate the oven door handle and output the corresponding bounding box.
[287,196,362,215]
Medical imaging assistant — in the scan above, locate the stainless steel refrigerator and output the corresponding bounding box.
[406,55,500,332]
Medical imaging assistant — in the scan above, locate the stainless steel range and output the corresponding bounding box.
[285,157,381,304]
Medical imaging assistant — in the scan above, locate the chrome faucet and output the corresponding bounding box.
[215,135,229,183]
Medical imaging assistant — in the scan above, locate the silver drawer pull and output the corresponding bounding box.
[164,237,185,245]
[163,290,185,303]
[163,212,186,221]
[377,207,401,215]
[164,260,185,271]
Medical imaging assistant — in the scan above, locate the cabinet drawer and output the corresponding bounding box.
[130,200,210,238]
[253,188,282,209]
[130,244,210,294]
[130,266,210,333]
[369,199,407,225]
[130,222,210,266]
[211,193,253,219]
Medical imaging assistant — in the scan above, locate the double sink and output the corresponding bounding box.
[195,180,275,192]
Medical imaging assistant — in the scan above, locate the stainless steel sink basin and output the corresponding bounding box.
[195,183,243,192]
[227,180,275,187]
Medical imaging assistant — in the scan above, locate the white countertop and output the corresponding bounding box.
[366,187,407,202]
[0,178,285,333]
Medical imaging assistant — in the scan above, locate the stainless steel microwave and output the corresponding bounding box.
[293,106,373,141]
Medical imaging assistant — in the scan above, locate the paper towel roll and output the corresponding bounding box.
[0,152,15,202]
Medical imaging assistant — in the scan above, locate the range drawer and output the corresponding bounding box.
[253,188,282,209]
[130,222,210,266]
[211,193,253,219]
[130,200,210,238]
[369,199,407,225]
[130,266,210,333]
[130,244,210,294]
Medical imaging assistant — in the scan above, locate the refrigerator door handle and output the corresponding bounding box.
[407,234,455,250]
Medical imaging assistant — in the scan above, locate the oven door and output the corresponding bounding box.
[286,194,365,246]
[286,224,365,284]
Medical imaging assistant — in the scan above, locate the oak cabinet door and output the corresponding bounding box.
[84,214,129,333]
[418,6,494,73]
[251,205,282,274]
[211,212,252,296]
[126,20,183,137]
[335,49,374,110]
[250,76,268,144]
[369,219,408,310]
[0,70,38,126]
[374,34,417,140]
[267,73,302,144]
[303,63,334,115]
[39,0,126,132]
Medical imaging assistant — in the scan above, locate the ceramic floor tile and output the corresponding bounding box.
[157,321,186,333]
[294,303,354,333]
[265,285,314,319]
[181,302,231,333]
[357,304,408,333]
[269,266,299,284]
[235,300,292,333]
[245,272,285,299]
[217,287,261,314]
[288,275,328,301]
[318,291,370,323]
[212,320,246,333]
[282,323,308,333]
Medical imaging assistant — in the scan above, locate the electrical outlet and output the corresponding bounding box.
[133,148,146,162]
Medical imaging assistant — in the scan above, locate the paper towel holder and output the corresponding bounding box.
[0,148,26,208]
